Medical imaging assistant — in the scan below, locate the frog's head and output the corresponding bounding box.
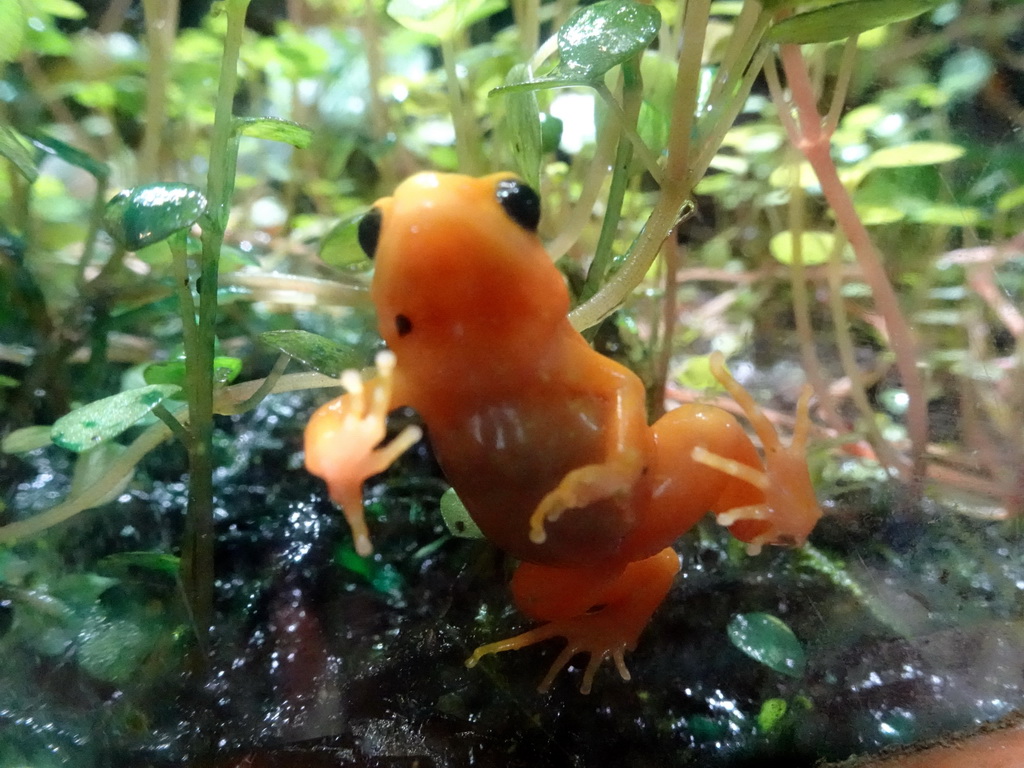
[360,172,570,358]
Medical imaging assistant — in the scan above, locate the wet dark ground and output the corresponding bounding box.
[3,391,1024,768]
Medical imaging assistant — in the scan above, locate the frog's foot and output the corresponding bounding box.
[466,549,678,693]
[693,352,820,551]
[466,610,634,694]
[528,451,642,545]
[304,351,422,556]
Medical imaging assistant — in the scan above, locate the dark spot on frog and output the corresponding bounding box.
[396,314,412,337]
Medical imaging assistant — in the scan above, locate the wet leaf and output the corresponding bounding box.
[557,0,661,80]
[258,330,362,377]
[103,184,208,250]
[51,384,181,452]
[768,231,838,266]
[727,612,806,677]
[440,487,483,538]
[235,116,313,148]
[31,134,109,179]
[0,125,39,182]
[866,141,965,169]
[213,356,242,385]
[768,0,940,44]
[492,0,661,94]
[1,426,53,454]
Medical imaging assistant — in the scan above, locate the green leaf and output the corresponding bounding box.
[103,184,208,250]
[386,0,505,39]
[855,205,905,225]
[213,356,242,385]
[674,354,719,391]
[142,361,187,392]
[502,64,543,189]
[727,612,806,677]
[51,384,181,452]
[30,134,109,179]
[540,113,564,153]
[865,141,965,169]
[768,231,839,266]
[235,117,313,149]
[440,488,484,538]
[996,185,1024,213]
[0,125,39,182]
[491,0,662,95]
[556,0,661,81]
[143,356,241,393]
[320,213,372,269]
[908,203,980,227]
[757,698,789,731]
[98,551,180,576]
[768,0,940,44]
[1,426,53,454]
[77,613,153,685]
[258,330,362,377]
[0,1,27,63]
[34,0,87,19]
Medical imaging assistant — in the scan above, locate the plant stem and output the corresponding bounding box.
[775,44,927,484]
[180,0,251,646]
[582,65,643,300]
[441,34,484,175]
[140,0,179,181]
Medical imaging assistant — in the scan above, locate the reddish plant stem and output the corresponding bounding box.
[777,44,927,485]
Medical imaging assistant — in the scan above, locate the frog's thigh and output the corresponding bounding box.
[510,549,680,626]
[643,404,764,538]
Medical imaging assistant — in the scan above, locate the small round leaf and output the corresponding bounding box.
[866,141,965,169]
[557,0,661,81]
[727,612,806,677]
[768,231,838,266]
[103,184,208,250]
[51,384,181,452]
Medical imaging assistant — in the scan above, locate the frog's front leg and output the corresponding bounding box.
[528,369,650,544]
[304,351,422,556]
[466,548,679,693]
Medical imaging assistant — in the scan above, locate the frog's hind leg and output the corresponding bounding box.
[465,548,679,693]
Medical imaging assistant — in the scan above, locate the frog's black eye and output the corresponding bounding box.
[495,178,540,232]
[358,207,383,259]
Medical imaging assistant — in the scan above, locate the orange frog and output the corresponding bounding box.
[304,172,821,693]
